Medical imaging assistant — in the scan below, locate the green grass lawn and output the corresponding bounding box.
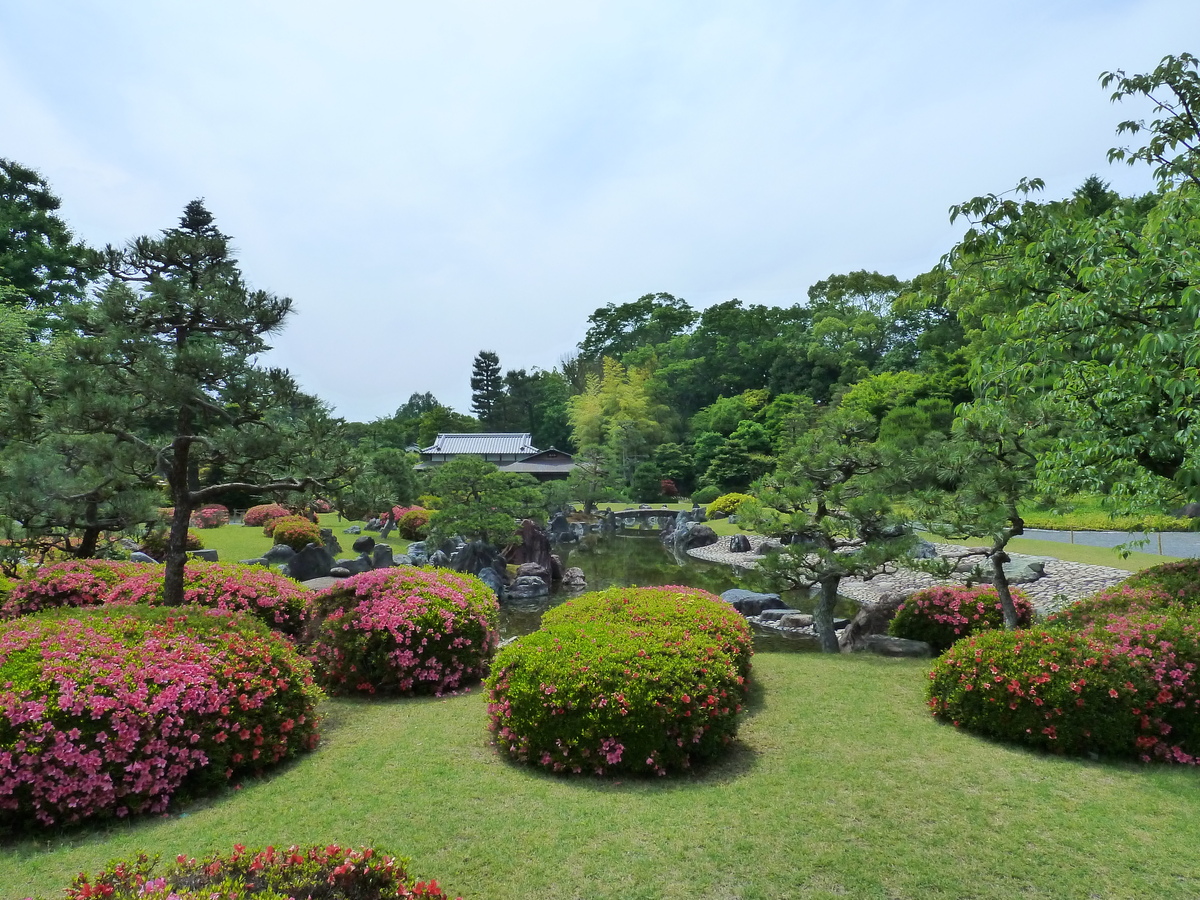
[6,652,1200,899]
[195,514,410,563]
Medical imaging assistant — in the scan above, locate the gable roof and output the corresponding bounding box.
[498,448,577,474]
[420,433,538,455]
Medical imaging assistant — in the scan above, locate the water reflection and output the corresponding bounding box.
[497,534,857,652]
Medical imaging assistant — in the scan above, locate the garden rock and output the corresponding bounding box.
[329,566,352,578]
[477,566,506,600]
[188,549,219,562]
[371,544,395,569]
[406,541,429,564]
[343,525,362,534]
[1172,502,1200,517]
[677,523,719,551]
[907,538,938,560]
[504,519,554,575]
[393,554,413,566]
[516,562,550,581]
[779,613,814,629]
[721,588,786,617]
[453,540,507,577]
[428,550,451,568]
[838,592,907,652]
[860,634,932,658]
[352,535,376,554]
[728,534,752,553]
[129,551,158,564]
[239,557,269,568]
[364,517,382,532]
[320,529,343,556]
[507,574,550,600]
[563,566,587,589]
[263,544,297,564]
[334,556,372,576]
[282,544,335,581]
[759,608,803,622]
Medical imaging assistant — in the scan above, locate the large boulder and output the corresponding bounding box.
[352,535,376,554]
[476,566,506,600]
[263,543,297,565]
[677,523,719,551]
[406,541,429,564]
[721,588,786,617]
[282,544,335,581]
[188,549,219,562]
[562,566,587,590]
[728,534,752,553]
[838,592,906,652]
[507,575,550,601]
[371,544,395,569]
[504,519,554,575]
[129,551,159,564]
[333,556,372,576]
[860,634,932,658]
[454,540,508,578]
[1172,502,1200,517]
[320,529,343,556]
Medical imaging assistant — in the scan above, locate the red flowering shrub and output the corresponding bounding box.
[0,606,322,832]
[397,507,432,540]
[51,844,457,900]
[310,497,333,514]
[140,527,202,560]
[928,613,1200,763]
[1123,558,1200,599]
[306,567,500,696]
[271,516,323,551]
[1045,584,1175,629]
[543,586,753,684]
[190,504,231,529]
[487,617,746,777]
[889,584,1034,653]
[244,503,291,528]
[105,561,310,637]
[3,559,148,619]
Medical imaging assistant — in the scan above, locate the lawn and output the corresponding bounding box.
[6,652,1200,899]
[195,513,410,564]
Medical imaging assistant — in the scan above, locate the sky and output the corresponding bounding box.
[2,1,1196,422]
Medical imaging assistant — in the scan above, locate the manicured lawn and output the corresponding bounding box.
[195,514,410,564]
[6,652,1200,898]
[920,533,1179,573]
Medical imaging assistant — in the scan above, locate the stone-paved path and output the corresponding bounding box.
[688,536,1130,614]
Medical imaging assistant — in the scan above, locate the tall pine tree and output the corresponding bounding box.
[470,350,504,428]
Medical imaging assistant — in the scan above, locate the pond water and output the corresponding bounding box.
[498,534,858,652]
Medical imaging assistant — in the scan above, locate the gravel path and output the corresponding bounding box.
[688,536,1130,615]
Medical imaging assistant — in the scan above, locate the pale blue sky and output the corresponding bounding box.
[2,1,1194,421]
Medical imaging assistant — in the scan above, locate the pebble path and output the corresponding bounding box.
[688,536,1131,614]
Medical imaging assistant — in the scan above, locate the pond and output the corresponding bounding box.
[498,533,859,652]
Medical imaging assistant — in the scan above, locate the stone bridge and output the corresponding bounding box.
[605,507,685,532]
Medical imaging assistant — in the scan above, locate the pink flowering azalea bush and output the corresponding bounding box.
[244,503,292,528]
[49,845,458,900]
[103,562,310,637]
[1045,584,1180,629]
[487,586,750,777]
[3,559,148,619]
[0,607,322,832]
[889,584,1034,653]
[190,504,231,529]
[305,567,500,696]
[927,612,1200,763]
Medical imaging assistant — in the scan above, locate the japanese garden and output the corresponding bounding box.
[4,51,1200,900]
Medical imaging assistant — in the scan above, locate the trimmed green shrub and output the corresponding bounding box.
[271,515,323,551]
[104,561,310,637]
[243,502,291,527]
[543,585,753,684]
[264,512,310,537]
[691,485,721,506]
[140,526,202,559]
[889,584,1034,653]
[706,492,753,519]
[49,844,455,900]
[2,559,148,619]
[0,606,322,831]
[927,613,1200,764]
[487,617,746,776]
[305,567,500,696]
[397,507,432,540]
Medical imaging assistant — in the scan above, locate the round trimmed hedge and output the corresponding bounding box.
[191,504,230,528]
[305,567,500,696]
[140,526,202,559]
[243,503,291,528]
[487,586,751,776]
[51,844,454,900]
[2,559,148,619]
[0,606,322,831]
[271,515,323,551]
[397,507,432,540]
[889,584,1034,653]
[927,613,1200,763]
[543,585,753,683]
[105,561,310,637]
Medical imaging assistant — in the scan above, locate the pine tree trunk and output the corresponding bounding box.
[163,435,192,607]
[990,548,1020,630]
[75,500,101,558]
[814,576,841,653]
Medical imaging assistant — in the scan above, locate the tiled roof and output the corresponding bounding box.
[420,433,538,455]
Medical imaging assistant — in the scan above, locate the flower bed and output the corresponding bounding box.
[2,559,147,619]
[105,561,310,637]
[51,844,456,900]
[487,617,746,776]
[889,584,1034,653]
[305,567,500,696]
[0,607,322,831]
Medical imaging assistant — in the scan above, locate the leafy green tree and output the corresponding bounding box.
[427,455,543,545]
[336,447,418,520]
[757,410,912,652]
[564,446,625,515]
[416,404,478,448]
[62,201,346,604]
[652,442,695,495]
[470,350,504,427]
[579,292,696,361]
[567,358,663,484]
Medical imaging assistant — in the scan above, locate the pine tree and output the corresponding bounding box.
[470,350,504,427]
